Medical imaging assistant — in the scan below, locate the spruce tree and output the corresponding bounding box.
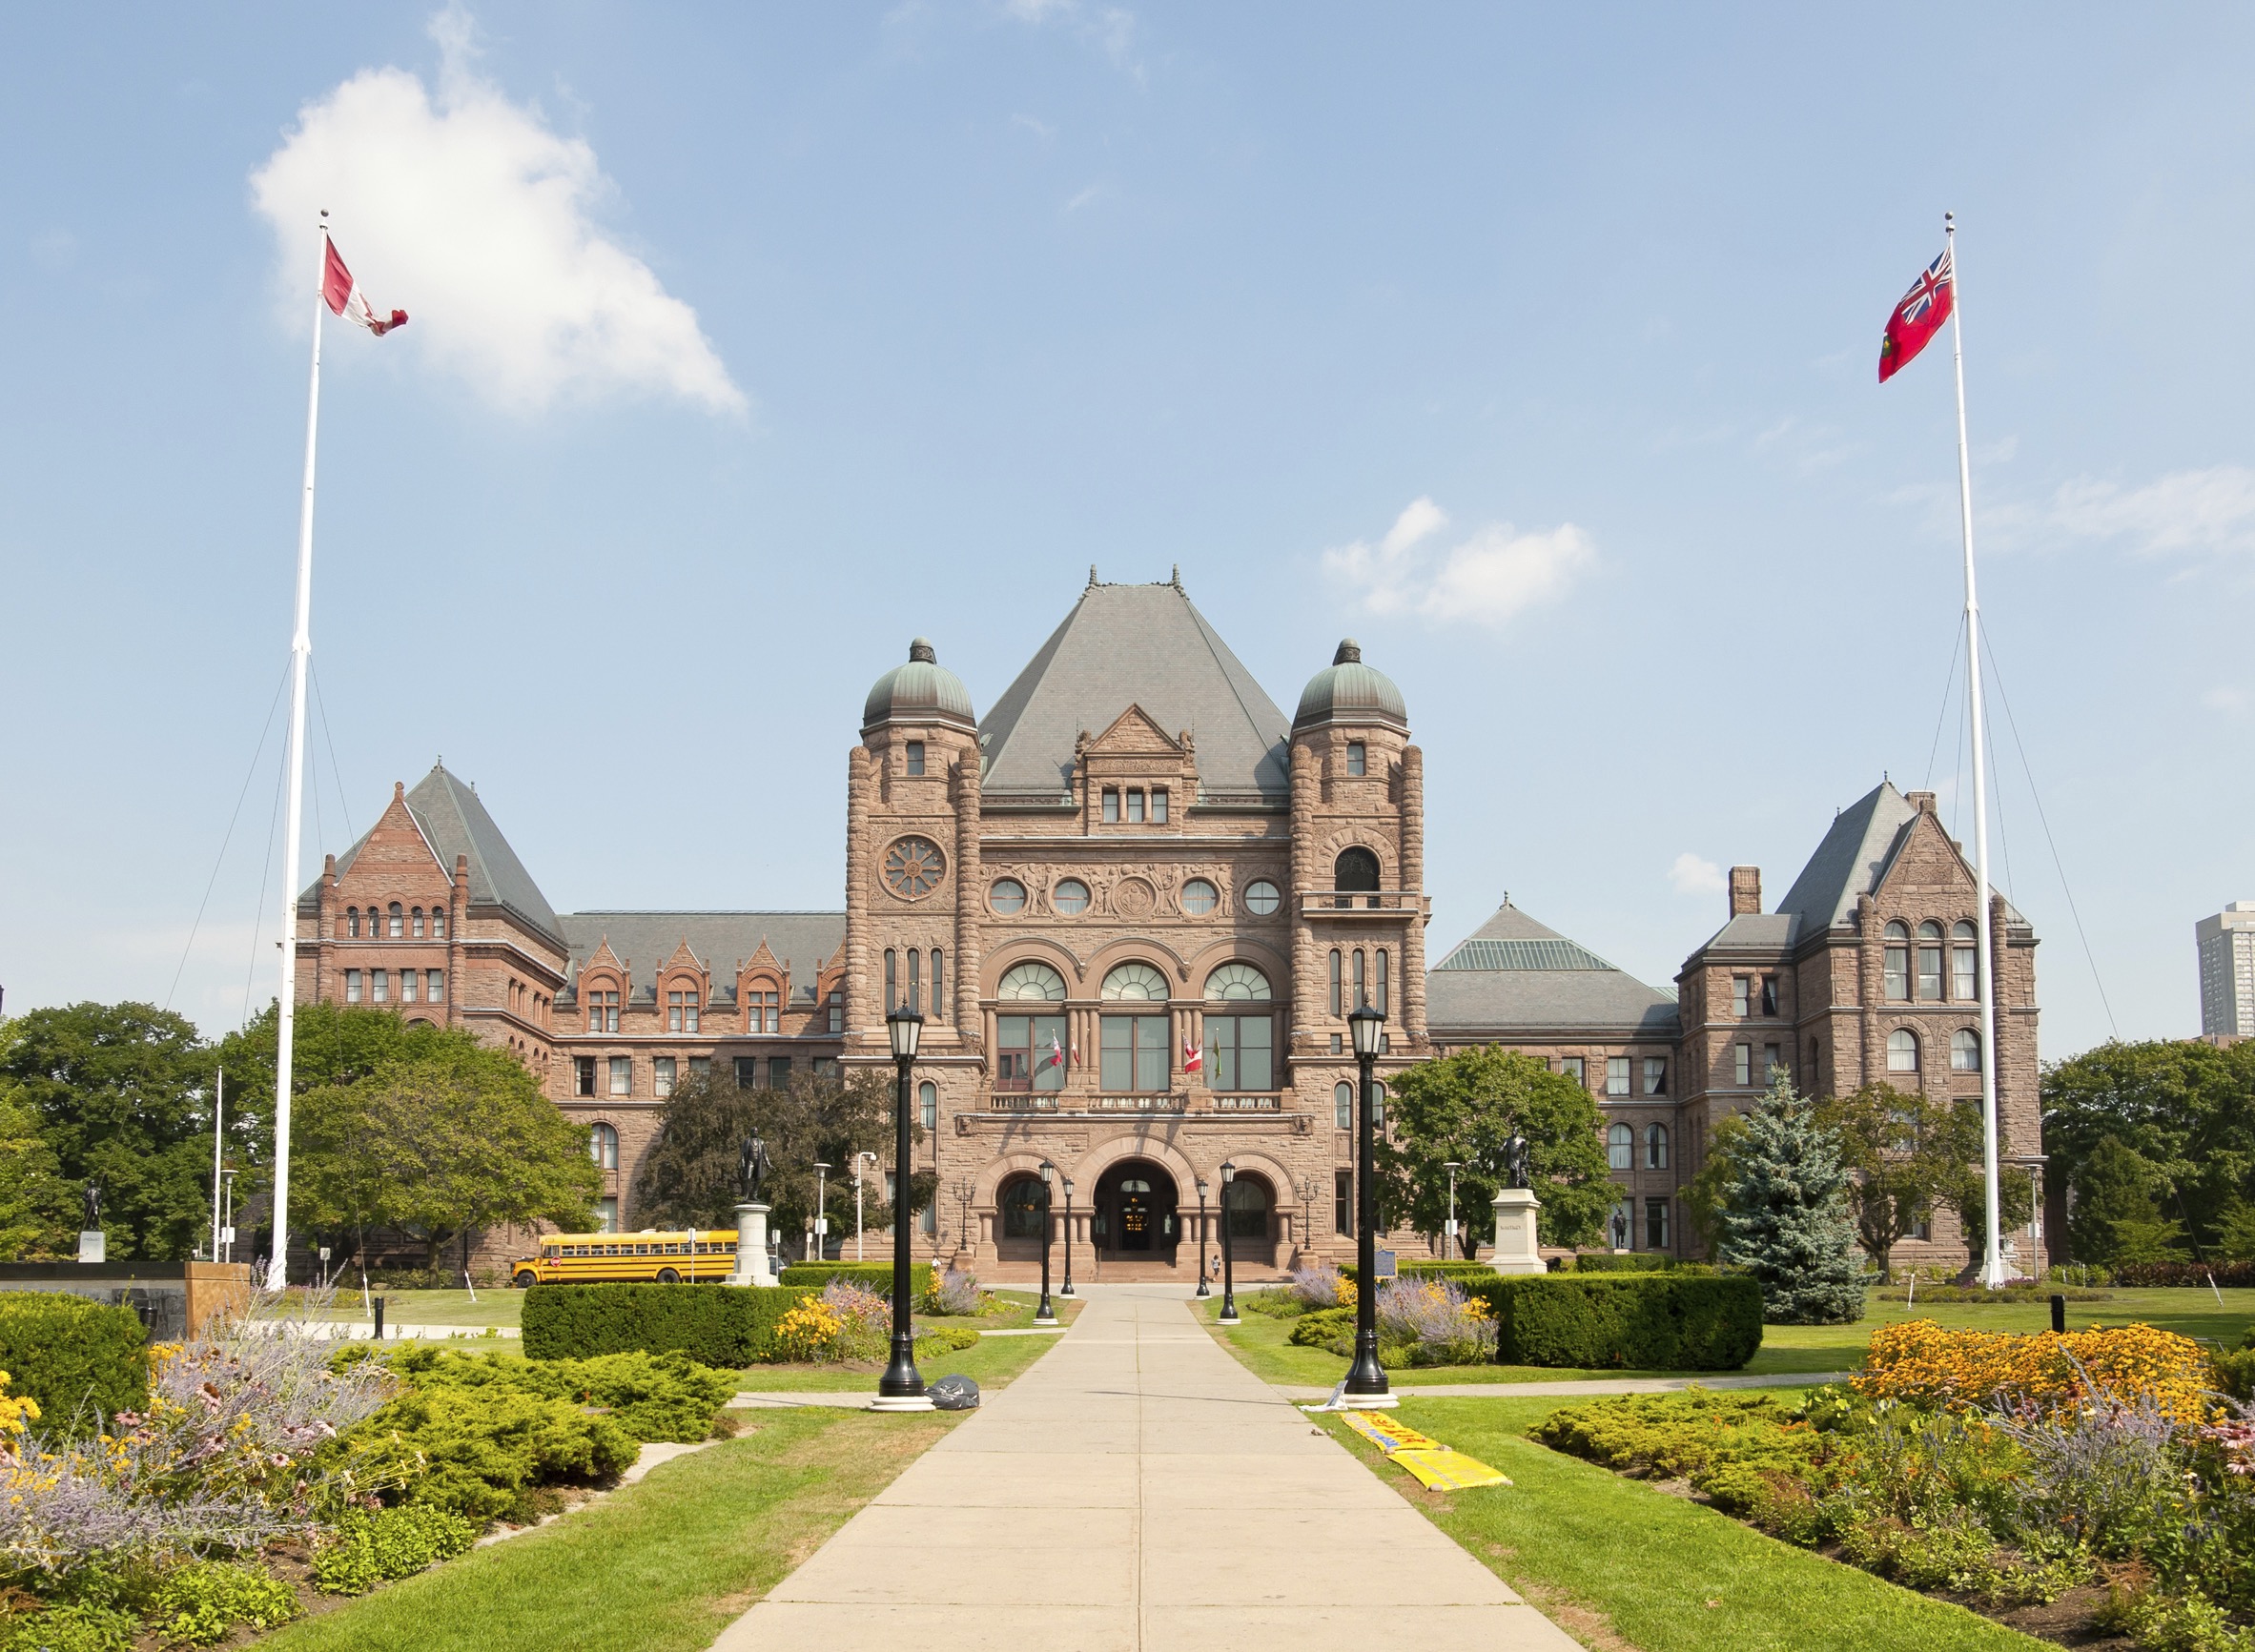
[1715,1074,1865,1325]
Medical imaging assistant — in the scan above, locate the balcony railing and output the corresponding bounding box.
[1298,888,1424,914]
[981,1092,1190,1114]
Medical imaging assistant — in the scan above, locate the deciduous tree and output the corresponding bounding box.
[1813,1084,1984,1281]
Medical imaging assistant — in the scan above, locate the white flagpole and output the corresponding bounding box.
[1945,211,2008,1290]
[211,1068,224,1263]
[268,210,329,1292]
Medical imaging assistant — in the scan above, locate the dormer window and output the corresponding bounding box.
[1346,741,1366,777]
[667,989,701,1033]
[345,907,360,938]
[431,908,445,939]
[387,903,404,938]
[587,989,619,1033]
[748,988,778,1033]
[905,741,925,776]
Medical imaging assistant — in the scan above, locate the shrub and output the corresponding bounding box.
[0,1294,148,1434]
[2215,1347,2255,1403]
[772,1297,843,1363]
[329,1383,638,1522]
[383,1346,734,1442]
[1471,1274,1762,1370]
[1856,1320,2219,1424]
[1241,1290,1303,1318]
[147,1560,299,1645]
[2113,1260,2255,1289]
[778,1262,935,1298]
[1288,1260,1351,1309]
[914,1326,980,1356]
[920,1269,989,1316]
[0,1603,139,1652]
[1374,1277,1495,1366]
[310,1503,479,1595]
[522,1283,814,1365]
[1539,1388,1827,1508]
[1340,1259,1501,1283]
[1568,1253,1672,1273]
[1289,1306,1354,1348]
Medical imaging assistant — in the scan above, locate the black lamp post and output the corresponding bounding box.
[1345,1003,1395,1407]
[1060,1176,1076,1296]
[1035,1160,1058,1324]
[1218,1160,1240,1324]
[875,1003,932,1411]
[1194,1176,1212,1297]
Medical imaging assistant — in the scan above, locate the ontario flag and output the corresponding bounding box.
[1878,245,1952,382]
[322,236,408,337]
[1046,1033,1066,1072]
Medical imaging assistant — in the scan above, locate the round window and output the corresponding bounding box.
[1180,878,1219,915]
[1243,879,1281,916]
[990,877,1027,914]
[1053,879,1091,915]
[882,836,946,900]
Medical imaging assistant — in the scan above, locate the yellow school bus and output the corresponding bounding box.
[510,1230,741,1288]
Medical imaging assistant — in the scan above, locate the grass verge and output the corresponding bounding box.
[258,1407,954,1652]
[1322,1395,2047,1652]
[736,1317,1069,1392]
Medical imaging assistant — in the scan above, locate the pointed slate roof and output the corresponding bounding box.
[1773,780,1921,931]
[300,764,564,947]
[1425,900,1680,1036]
[977,578,1292,800]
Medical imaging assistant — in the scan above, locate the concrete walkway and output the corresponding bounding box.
[712,1288,1577,1652]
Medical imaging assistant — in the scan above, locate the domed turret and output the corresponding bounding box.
[1293,639,1406,729]
[862,638,975,732]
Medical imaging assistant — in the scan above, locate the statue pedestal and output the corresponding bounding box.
[1489,1188,1545,1275]
[729,1204,776,1287]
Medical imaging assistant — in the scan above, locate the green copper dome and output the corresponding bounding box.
[863,638,975,731]
[1294,639,1407,728]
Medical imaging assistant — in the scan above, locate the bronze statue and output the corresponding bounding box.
[737,1134,773,1203]
[1500,1131,1530,1191]
[81,1180,102,1230]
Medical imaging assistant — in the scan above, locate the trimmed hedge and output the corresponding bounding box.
[1340,1259,1498,1283]
[1568,1253,1672,1273]
[0,1290,148,1431]
[779,1261,936,1297]
[522,1283,813,1365]
[1464,1274,1761,1370]
[2112,1260,2255,1288]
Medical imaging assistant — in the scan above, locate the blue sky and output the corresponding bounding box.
[4,4,2250,1056]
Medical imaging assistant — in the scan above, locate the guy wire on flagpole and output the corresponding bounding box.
[267,209,329,1291]
[1945,210,2009,1291]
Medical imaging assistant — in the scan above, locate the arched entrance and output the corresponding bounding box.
[1093,1159,1179,1261]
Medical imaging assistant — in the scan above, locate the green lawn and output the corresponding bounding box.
[735,1313,1071,1393]
[277,1287,526,1329]
[1322,1395,2046,1652]
[259,1407,954,1652]
[1208,1286,2255,1387]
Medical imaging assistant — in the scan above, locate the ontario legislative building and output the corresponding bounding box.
[295,571,2048,1277]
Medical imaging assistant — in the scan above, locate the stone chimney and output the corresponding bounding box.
[1729,866,1762,918]
[1907,790,1937,815]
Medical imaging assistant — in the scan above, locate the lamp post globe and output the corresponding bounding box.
[1344,1003,1395,1407]
[1194,1177,1212,1297]
[1218,1161,1240,1324]
[875,1002,931,1410]
[1035,1160,1057,1324]
[1060,1177,1076,1297]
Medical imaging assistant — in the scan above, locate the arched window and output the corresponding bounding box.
[1372,1081,1387,1131]
[919,1080,938,1130]
[1334,1082,1353,1129]
[1883,922,1910,1000]
[884,948,896,1010]
[1204,963,1271,1001]
[932,948,945,1018]
[345,907,359,938]
[1646,1123,1670,1170]
[1952,921,1978,1001]
[1180,879,1219,915]
[1334,846,1381,891]
[411,907,426,938]
[1052,879,1091,915]
[1608,1123,1633,1171]
[387,902,404,938]
[1888,1029,1920,1073]
[1223,1175,1270,1239]
[1917,922,1944,1000]
[999,1175,1046,1239]
[589,1123,619,1172]
[431,907,445,939]
[1375,948,1389,1015]
[1101,963,1169,1000]
[990,877,1027,914]
[1352,948,1366,1010]
[997,961,1067,1000]
[907,948,922,1014]
[1328,949,1343,1017]
[1952,1029,1982,1073]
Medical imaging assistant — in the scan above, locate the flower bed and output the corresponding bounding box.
[1538,1319,2255,1651]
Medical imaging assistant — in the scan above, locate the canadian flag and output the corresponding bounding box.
[322,237,408,337]
[1182,1038,1202,1072]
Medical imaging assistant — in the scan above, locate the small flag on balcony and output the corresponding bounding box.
[1183,1039,1203,1072]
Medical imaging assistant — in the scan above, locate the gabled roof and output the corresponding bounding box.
[300,763,564,947]
[977,577,1291,800]
[1425,900,1680,1037]
[555,912,846,1005]
[1773,780,1920,931]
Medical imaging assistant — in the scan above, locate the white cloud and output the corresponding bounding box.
[2204,685,2251,715]
[251,10,743,416]
[1323,498,1593,629]
[1670,853,1725,896]
[1001,0,1142,80]
[2050,465,2255,558]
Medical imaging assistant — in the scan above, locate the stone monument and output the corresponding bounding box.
[77,1181,105,1265]
[729,1134,779,1288]
[1488,1132,1545,1275]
